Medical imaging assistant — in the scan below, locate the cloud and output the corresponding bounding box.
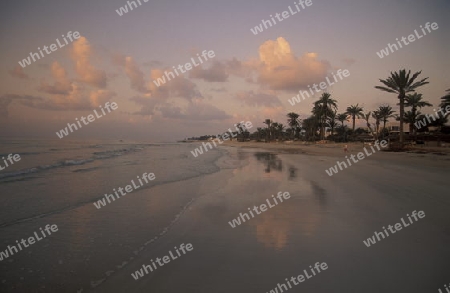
[33,83,88,110]
[41,83,115,110]
[254,37,330,91]
[148,69,202,101]
[71,37,107,88]
[0,94,43,116]
[4,85,115,113]
[235,90,281,107]
[38,61,73,95]
[35,60,115,111]
[8,65,29,79]
[190,61,229,82]
[90,90,116,107]
[130,95,159,116]
[225,57,250,77]
[203,38,331,92]
[159,100,231,121]
[113,54,147,93]
[131,96,230,121]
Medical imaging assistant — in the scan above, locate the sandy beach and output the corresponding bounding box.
[0,140,449,292]
[223,139,450,155]
[93,141,449,293]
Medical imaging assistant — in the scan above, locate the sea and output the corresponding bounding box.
[0,138,226,292]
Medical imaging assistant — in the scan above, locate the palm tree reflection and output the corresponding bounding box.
[254,153,282,173]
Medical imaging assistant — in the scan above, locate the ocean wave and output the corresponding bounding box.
[72,166,101,173]
[0,159,95,180]
[92,147,139,158]
[0,147,144,181]
[0,151,45,156]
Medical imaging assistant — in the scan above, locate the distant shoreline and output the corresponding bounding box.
[219,140,450,159]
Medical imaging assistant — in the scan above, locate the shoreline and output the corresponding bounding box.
[221,140,450,155]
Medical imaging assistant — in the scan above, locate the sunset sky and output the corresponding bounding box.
[1,0,449,141]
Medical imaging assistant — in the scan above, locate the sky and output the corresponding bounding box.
[0,0,449,142]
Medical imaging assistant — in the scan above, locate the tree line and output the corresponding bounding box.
[245,69,449,145]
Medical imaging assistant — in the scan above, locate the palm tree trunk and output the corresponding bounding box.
[352,116,356,131]
[321,117,325,140]
[399,94,405,144]
[411,108,417,138]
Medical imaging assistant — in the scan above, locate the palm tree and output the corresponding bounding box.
[375,69,429,144]
[336,113,349,141]
[428,112,449,132]
[286,112,301,140]
[371,110,382,138]
[286,128,293,140]
[313,93,337,140]
[378,105,396,138]
[405,93,432,113]
[302,116,319,141]
[263,119,271,142]
[439,89,450,113]
[235,122,245,142]
[327,110,337,137]
[271,122,279,140]
[336,113,348,127]
[404,93,432,135]
[277,123,285,140]
[256,127,264,141]
[327,119,337,137]
[363,112,375,138]
[346,104,364,132]
[397,110,421,134]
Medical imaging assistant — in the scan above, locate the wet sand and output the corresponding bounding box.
[96,143,450,292]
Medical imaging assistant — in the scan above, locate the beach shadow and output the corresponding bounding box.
[253,153,283,173]
[288,166,298,180]
[310,181,328,208]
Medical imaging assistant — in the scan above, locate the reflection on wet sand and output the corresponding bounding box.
[254,153,283,173]
[241,152,327,250]
[253,152,299,182]
[288,166,298,180]
[250,197,325,250]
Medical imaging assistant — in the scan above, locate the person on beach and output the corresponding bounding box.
[344,145,348,152]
